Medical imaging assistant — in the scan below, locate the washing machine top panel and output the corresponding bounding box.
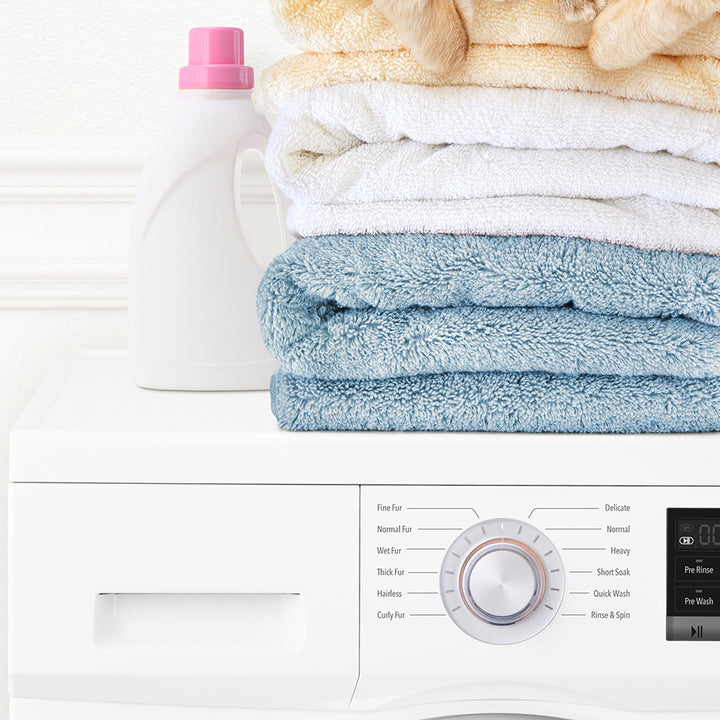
[10,350,719,486]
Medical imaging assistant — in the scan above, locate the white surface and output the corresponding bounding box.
[11,350,720,486]
[93,593,304,652]
[17,699,720,720]
[129,89,286,390]
[9,483,358,708]
[10,700,720,720]
[0,314,130,720]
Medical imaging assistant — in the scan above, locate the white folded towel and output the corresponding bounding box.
[273,141,720,208]
[267,83,720,255]
[267,82,720,173]
[289,197,720,256]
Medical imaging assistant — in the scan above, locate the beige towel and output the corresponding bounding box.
[269,0,720,58]
[257,46,720,114]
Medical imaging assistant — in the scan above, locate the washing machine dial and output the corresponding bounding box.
[440,518,564,644]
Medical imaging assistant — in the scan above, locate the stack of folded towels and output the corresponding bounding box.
[255,0,720,432]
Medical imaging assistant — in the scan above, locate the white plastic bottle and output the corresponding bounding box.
[129,27,286,390]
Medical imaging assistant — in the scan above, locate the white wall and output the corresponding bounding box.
[0,1,295,136]
[0,3,295,718]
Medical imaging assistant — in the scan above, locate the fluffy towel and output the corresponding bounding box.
[269,82,720,203]
[260,234,720,433]
[269,0,720,59]
[270,84,720,180]
[271,84,720,254]
[256,46,720,114]
[277,144,720,206]
[288,197,720,257]
[270,371,720,432]
[258,233,720,380]
[269,84,720,189]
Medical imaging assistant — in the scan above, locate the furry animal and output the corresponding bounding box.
[560,0,609,21]
[373,0,720,73]
[372,0,473,73]
[589,0,720,69]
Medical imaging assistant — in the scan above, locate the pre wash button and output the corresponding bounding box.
[675,587,720,613]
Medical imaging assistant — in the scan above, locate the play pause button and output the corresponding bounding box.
[667,617,720,640]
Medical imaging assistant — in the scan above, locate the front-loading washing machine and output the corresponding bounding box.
[8,350,720,720]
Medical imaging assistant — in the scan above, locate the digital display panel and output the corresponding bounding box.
[667,509,720,641]
[676,519,720,550]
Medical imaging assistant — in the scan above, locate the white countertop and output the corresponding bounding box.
[10,349,719,486]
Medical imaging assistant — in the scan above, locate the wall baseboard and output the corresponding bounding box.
[0,137,277,309]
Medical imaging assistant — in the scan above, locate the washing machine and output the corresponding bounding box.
[8,350,720,720]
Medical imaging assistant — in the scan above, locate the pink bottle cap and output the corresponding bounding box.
[179,27,254,90]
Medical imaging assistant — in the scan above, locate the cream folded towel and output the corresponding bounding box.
[288,197,720,256]
[257,46,720,114]
[268,83,720,207]
[269,0,720,59]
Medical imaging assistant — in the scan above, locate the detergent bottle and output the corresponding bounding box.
[129,27,287,390]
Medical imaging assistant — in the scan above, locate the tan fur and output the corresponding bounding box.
[590,0,720,69]
[373,0,720,73]
[371,0,472,73]
[560,0,608,21]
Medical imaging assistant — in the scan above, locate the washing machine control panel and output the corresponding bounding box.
[363,486,636,646]
[360,481,720,709]
[666,508,720,641]
[439,518,564,644]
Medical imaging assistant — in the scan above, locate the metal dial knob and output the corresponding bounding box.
[440,519,564,644]
[464,544,543,623]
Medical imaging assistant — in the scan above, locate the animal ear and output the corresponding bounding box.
[589,0,715,70]
[454,0,475,24]
[373,0,470,74]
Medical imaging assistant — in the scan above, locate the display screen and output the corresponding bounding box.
[667,509,720,640]
[676,519,720,550]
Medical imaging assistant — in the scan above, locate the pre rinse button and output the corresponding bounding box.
[667,617,720,641]
[676,557,720,582]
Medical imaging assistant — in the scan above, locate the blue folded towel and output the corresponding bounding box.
[258,233,720,432]
[271,371,720,433]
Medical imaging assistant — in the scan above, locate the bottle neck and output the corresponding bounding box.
[178,88,253,100]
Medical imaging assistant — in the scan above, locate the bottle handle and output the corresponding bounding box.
[234,131,291,271]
